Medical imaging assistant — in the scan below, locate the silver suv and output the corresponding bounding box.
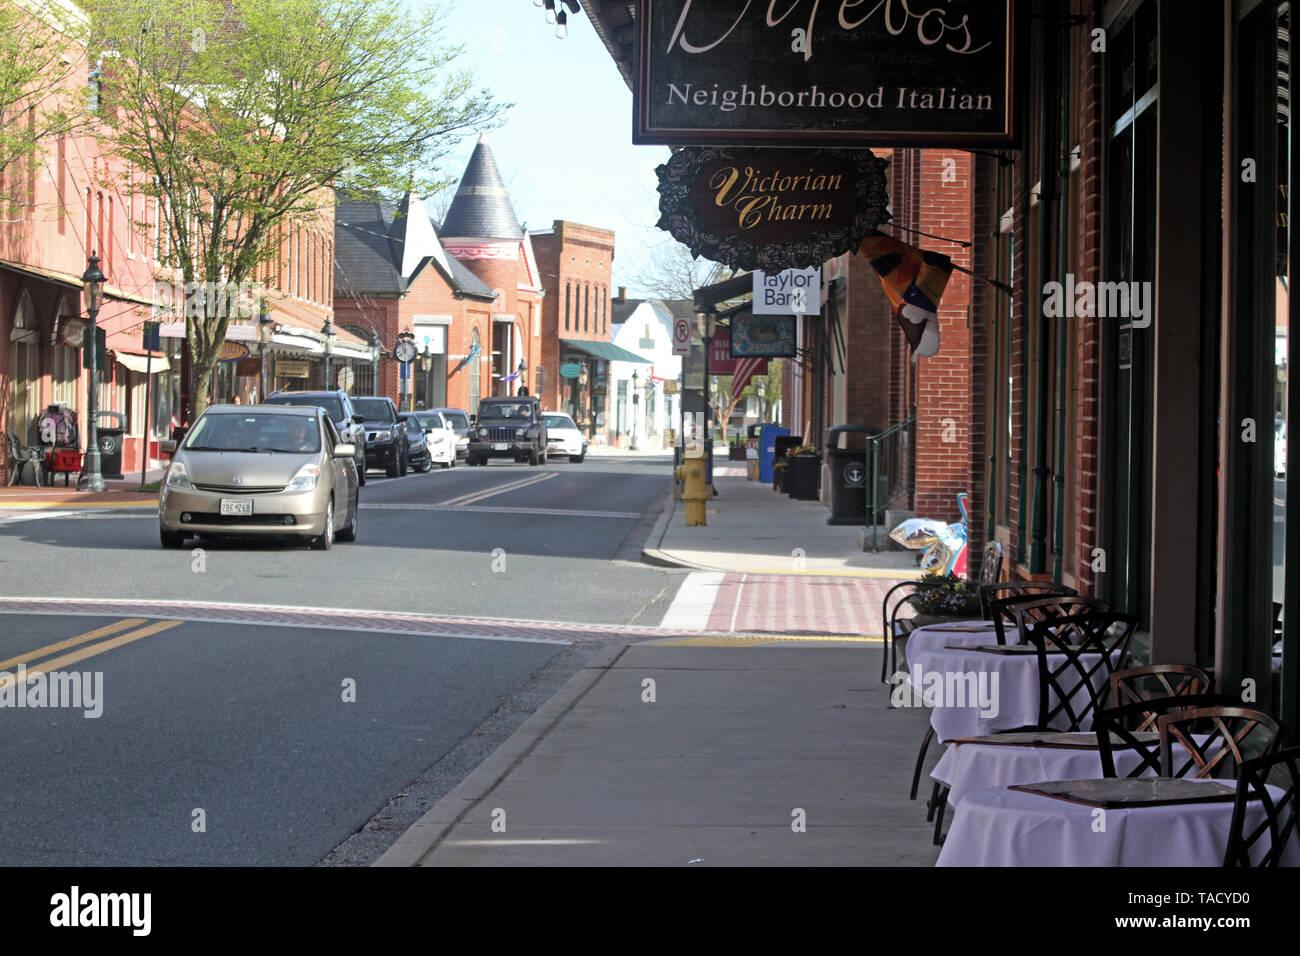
[263,390,367,486]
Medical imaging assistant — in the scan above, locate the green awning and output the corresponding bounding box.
[559,338,651,364]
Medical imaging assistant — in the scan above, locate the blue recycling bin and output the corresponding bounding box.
[759,424,789,483]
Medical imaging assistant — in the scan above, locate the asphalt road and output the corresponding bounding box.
[0,454,684,865]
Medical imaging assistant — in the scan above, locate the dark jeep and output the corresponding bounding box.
[467,397,549,466]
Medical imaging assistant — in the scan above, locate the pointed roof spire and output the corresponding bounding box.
[440,138,523,242]
[389,192,451,279]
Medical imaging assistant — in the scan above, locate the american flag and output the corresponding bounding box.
[730,356,767,396]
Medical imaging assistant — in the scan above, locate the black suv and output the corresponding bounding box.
[350,396,410,477]
[467,397,549,466]
[263,389,367,486]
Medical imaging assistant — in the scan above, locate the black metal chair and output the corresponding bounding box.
[988,592,1104,645]
[977,580,1076,620]
[1094,693,1244,779]
[1225,746,1300,867]
[881,579,928,684]
[1108,663,1212,713]
[1159,706,1281,781]
[5,430,43,487]
[1026,611,1138,732]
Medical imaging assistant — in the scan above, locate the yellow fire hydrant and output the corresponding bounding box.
[675,441,708,526]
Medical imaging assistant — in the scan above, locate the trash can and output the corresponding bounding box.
[758,424,789,483]
[824,424,882,525]
[97,410,127,480]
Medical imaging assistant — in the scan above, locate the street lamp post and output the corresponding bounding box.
[258,299,274,403]
[695,312,717,494]
[321,318,336,390]
[78,253,107,492]
[369,329,382,395]
[630,370,639,450]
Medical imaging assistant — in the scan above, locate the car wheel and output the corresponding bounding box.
[336,492,358,542]
[160,528,186,549]
[312,499,334,551]
[419,457,432,473]
[356,456,366,487]
[399,449,409,476]
[540,447,548,464]
[570,452,585,464]
[386,457,400,478]
[440,460,451,469]
[528,447,539,466]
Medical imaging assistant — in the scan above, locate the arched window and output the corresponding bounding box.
[469,327,481,414]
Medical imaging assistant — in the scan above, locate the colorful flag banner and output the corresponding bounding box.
[858,234,954,359]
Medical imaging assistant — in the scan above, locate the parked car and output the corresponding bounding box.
[543,412,588,463]
[429,407,472,461]
[262,389,367,486]
[158,404,359,550]
[350,396,409,477]
[398,415,433,472]
[402,410,458,468]
[466,396,548,465]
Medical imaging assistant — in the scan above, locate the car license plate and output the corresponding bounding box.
[494,443,508,451]
[220,498,253,516]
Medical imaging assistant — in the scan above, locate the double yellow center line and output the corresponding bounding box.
[439,472,556,508]
[0,617,182,687]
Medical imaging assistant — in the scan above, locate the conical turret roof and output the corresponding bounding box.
[440,135,524,242]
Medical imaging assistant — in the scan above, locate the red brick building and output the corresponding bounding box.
[530,220,621,436]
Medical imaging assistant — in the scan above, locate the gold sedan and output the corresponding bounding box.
[158,404,360,551]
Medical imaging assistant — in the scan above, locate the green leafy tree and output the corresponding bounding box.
[0,0,89,210]
[89,0,504,417]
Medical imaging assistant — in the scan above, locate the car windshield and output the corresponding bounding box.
[183,413,320,454]
[544,414,576,430]
[478,402,532,419]
[411,415,442,430]
[352,398,396,424]
[264,394,344,421]
[444,412,469,429]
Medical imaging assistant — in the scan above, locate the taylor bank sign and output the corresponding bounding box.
[634,0,1018,147]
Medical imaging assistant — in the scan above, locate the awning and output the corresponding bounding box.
[116,351,170,373]
[559,338,651,364]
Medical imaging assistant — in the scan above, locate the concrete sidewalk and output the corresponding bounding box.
[0,468,164,511]
[643,471,921,576]
[376,641,941,867]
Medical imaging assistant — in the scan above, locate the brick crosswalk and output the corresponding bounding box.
[704,573,892,636]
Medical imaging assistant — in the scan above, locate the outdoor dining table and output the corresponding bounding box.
[906,639,1108,742]
[936,778,1299,867]
[931,731,1157,809]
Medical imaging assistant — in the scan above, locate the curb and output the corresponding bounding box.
[372,642,627,867]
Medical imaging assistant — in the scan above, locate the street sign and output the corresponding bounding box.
[663,380,679,395]
[142,321,160,352]
[560,362,582,379]
[672,317,691,355]
[754,268,821,315]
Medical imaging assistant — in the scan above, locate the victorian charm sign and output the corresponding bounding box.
[634,0,1017,147]
[655,146,890,271]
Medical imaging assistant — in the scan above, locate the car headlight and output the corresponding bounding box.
[375,428,392,441]
[286,462,320,492]
[165,461,191,491]
[516,427,526,437]
[429,434,446,444]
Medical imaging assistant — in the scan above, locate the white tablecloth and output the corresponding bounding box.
[932,736,1152,808]
[906,644,1106,741]
[904,621,1008,667]
[937,781,1299,867]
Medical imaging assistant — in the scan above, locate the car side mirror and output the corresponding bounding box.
[160,439,177,455]
[333,443,356,459]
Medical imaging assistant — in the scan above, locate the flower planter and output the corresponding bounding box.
[773,468,787,493]
[785,455,821,500]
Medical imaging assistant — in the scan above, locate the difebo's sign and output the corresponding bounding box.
[656,147,889,271]
[634,0,1018,147]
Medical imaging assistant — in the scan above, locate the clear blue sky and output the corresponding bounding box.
[427,3,673,297]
